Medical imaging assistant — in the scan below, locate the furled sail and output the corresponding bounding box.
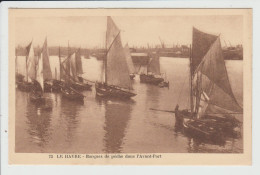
[36,53,44,91]
[26,41,37,80]
[124,44,135,74]
[42,38,52,80]
[75,48,83,75]
[193,36,242,118]
[106,16,133,90]
[147,53,160,75]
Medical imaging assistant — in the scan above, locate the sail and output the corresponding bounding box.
[36,53,44,91]
[75,48,83,75]
[69,53,78,81]
[106,16,133,90]
[193,36,242,117]
[124,44,135,74]
[192,27,218,74]
[26,41,37,80]
[147,53,160,75]
[42,38,52,80]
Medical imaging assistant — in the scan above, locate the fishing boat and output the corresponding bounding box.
[60,49,85,102]
[28,50,45,104]
[16,41,35,92]
[139,52,164,85]
[124,44,136,79]
[70,48,92,91]
[174,27,242,142]
[40,38,55,92]
[95,16,136,99]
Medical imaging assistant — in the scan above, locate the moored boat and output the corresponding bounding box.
[174,27,242,141]
[139,52,164,85]
[95,16,136,99]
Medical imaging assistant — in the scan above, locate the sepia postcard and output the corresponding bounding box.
[8,8,252,165]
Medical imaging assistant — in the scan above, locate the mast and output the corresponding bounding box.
[105,29,107,84]
[26,54,28,82]
[189,44,194,115]
[59,46,61,81]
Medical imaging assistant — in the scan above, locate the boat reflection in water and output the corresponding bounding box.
[25,94,53,150]
[60,95,84,146]
[96,97,134,153]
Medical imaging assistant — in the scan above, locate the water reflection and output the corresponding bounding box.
[25,97,52,149]
[60,97,83,144]
[99,98,133,153]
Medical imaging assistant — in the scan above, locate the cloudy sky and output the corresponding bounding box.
[15,15,243,48]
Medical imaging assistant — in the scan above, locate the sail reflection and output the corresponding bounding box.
[102,100,133,153]
[60,97,83,144]
[25,97,53,148]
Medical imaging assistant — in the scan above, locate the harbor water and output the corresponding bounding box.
[15,56,243,153]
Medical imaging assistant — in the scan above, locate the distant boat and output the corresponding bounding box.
[174,27,242,142]
[140,52,164,85]
[95,16,136,99]
[124,44,136,80]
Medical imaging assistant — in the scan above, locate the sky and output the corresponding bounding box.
[15,15,243,48]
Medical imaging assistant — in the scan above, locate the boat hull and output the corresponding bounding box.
[95,83,136,99]
[140,74,164,85]
[17,81,33,92]
[61,87,84,101]
[174,105,241,142]
[129,74,135,80]
[71,82,92,91]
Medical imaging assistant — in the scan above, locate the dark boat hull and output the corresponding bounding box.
[71,82,92,91]
[95,83,136,99]
[129,74,135,80]
[140,74,164,85]
[17,81,33,92]
[174,106,241,142]
[61,87,84,101]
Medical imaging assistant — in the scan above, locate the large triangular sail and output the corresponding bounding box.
[191,28,242,118]
[26,40,37,81]
[69,52,78,82]
[106,16,133,90]
[36,53,44,91]
[124,44,135,74]
[42,38,52,80]
[75,48,83,75]
[191,27,218,74]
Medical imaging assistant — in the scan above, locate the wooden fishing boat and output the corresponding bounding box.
[16,81,33,92]
[95,16,136,99]
[61,48,92,91]
[61,86,84,101]
[59,46,85,102]
[124,44,136,80]
[174,27,242,141]
[139,52,164,85]
[28,48,46,104]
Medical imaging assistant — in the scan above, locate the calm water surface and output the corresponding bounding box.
[15,56,243,153]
